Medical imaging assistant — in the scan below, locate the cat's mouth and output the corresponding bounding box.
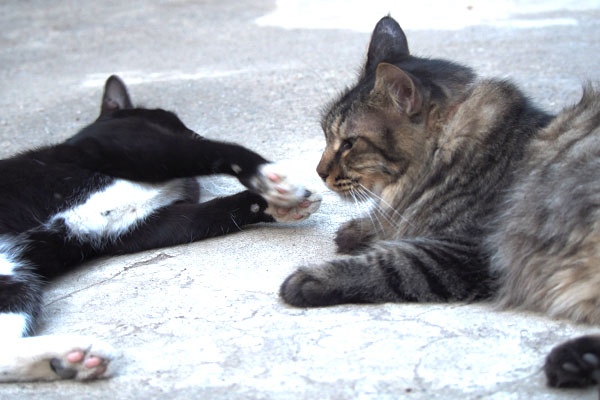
[329,174,390,203]
[332,176,359,193]
[331,176,376,202]
[326,176,386,202]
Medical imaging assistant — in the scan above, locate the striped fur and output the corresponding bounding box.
[280,16,600,389]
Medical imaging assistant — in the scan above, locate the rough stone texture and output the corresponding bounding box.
[1,1,599,399]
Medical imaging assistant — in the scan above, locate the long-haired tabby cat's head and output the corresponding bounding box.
[317,16,475,199]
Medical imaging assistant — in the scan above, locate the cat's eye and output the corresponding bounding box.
[339,139,354,153]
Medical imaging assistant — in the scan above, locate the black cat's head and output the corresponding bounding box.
[68,76,199,145]
[316,16,475,200]
[92,75,198,139]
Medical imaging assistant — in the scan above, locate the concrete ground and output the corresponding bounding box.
[1,0,600,398]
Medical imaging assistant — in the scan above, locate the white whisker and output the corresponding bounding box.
[358,184,414,228]
[355,187,390,234]
[367,196,402,231]
[352,188,384,235]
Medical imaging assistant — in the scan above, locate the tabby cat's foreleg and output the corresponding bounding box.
[280,238,493,307]
[334,218,378,255]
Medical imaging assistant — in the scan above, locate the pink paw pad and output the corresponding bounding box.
[266,172,281,182]
[66,351,84,363]
[51,349,110,380]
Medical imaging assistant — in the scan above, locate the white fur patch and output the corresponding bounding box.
[0,313,29,340]
[50,179,183,242]
[0,236,20,276]
[0,253,15,276]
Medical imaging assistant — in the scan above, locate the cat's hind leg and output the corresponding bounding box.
[0,290,116,383]
[0,237,119,382]
[0,241,44,337]
[545,335,600,389]
[0,283,117,383]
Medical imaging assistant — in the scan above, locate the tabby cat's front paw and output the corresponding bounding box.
[253,162,322,222]
[545,335,600,388]
[280,267,344,307]
[335,219,374,255]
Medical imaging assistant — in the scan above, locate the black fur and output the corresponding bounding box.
[545,335,600,389]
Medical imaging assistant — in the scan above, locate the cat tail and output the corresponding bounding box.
[0,236,44,338]
[280,237,494,307]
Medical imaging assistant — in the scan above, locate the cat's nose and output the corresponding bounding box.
[316,153,331,181]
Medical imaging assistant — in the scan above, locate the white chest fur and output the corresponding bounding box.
[50,179,185,242]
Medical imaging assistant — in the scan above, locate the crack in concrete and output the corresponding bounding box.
[45,252,175,306]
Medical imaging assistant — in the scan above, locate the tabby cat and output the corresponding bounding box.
[0,75,320,382]
[279,16,600,390]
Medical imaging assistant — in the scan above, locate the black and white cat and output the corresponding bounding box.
[0,76,321,382]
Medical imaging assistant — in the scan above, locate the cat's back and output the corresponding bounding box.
[490,86,600,323]
[500,86,600,240]
[527,85,600,174]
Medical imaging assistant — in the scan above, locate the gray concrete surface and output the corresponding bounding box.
[1,1,600,398]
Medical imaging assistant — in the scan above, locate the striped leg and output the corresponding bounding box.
[280,238,493,307]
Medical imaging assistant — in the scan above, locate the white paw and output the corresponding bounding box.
[48,339,116,381]
[265,191,322,222]
[0,335,120,382]
[253,162,322,222]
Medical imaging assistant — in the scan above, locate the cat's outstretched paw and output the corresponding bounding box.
[545,335,600,388]
[280,267,343,307]
[0,335,119,382]
[254,162,322,222]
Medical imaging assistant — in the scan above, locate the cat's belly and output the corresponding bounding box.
[50,179,187,242]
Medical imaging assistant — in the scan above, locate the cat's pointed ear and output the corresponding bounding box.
[100,75,134,117]
[373,62,422,115]
[365,16,409,74]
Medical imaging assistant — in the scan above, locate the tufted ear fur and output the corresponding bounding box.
[100,75,134,117]
[364,16,409,75]
[373,62,422,116]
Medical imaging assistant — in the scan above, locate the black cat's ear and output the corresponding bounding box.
[364,16,409,74]
[373,62,422,115]
[100,75,134,117]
